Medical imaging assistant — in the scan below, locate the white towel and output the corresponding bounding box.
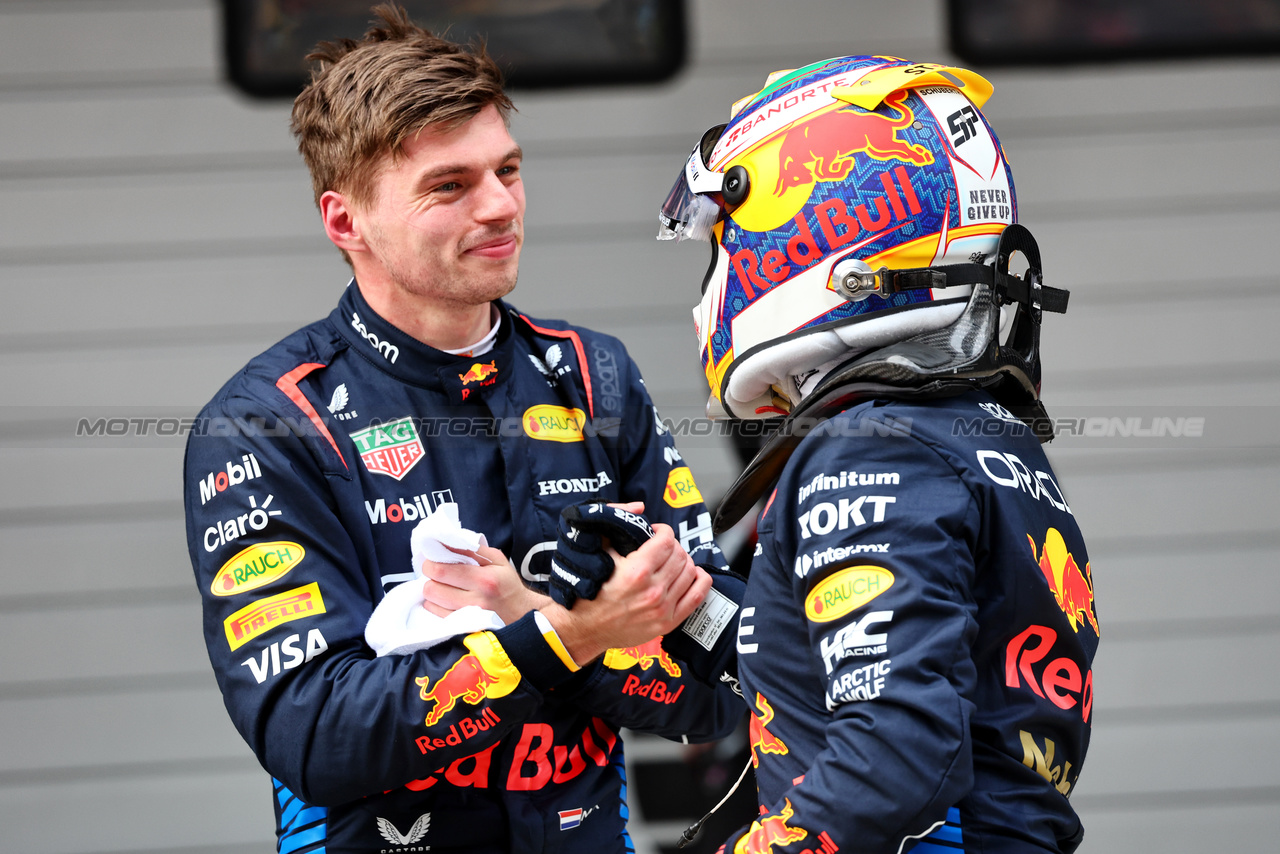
[364,503,505,657]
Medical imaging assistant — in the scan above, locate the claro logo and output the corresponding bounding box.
[210,541,304,597]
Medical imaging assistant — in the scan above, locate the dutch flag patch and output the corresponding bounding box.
[558,808,584,830]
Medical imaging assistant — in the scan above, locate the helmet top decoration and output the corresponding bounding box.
[659,56,1025,419]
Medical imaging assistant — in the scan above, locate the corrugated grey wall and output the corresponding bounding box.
[1,1,1276,852]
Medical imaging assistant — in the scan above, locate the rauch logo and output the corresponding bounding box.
[211,541,304,597]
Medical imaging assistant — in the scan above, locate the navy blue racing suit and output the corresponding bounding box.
[732,391,1097,854]
[183,283,739,854]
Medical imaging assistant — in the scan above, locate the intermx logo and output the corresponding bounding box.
[1019,730,1076,796]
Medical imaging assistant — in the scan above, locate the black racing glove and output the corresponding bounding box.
[548,502,655,609]
[662,565,746,691]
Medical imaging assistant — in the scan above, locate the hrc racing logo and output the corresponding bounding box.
[210,541,304,596]
[197,453,262,505]
[1030,528,1098,635]
[223,582,325,651]
[805,565,894,623]
[349,417,424,481]
[819,610,892,674]
[664,466,704,508]
[415,633,520,726]
[203,493,282,552]
[523,405,586,442]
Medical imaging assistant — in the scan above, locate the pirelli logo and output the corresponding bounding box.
[224,582,326,651]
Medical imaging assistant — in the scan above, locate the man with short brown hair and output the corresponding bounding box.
[184,6,740,852]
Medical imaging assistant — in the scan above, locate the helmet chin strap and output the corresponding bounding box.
[711,225,1069,535]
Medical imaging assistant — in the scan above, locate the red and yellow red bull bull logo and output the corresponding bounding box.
[749,693,789,768]
[734,799,808,854]
[1029,528,1098,635]
[458,361,499,386]
[603,638,682,677]
[415,633,519,727]
[773,90,933,196]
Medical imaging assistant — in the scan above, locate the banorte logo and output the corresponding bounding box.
[748,692,788,769]
[1029,528,1098,635]
[734,799,808,854]
[773,90,933,196]
[415,634,519,727]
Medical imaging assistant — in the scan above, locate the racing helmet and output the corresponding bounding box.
[659,56,1026,419]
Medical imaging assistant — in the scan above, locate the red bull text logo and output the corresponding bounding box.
[735,799,808,854]
[604,639,685,704]
[748,693,788,769]
[458,361,499,386]
[403,717,619,794]
[1005,625,1093,723]
[729,167,923,300]
[773,91,933,196]
[1029,528,1098,635]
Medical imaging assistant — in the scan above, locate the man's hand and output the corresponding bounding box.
[540,523,712,665]
[420,544,550,624]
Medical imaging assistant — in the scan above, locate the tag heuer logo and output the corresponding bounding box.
[349,417,424,480]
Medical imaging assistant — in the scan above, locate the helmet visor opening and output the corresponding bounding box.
[657,125,728,243]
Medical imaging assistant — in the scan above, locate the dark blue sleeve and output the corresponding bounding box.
[562,344,742,741]
[744,424,981,853]
[184,393,579,806]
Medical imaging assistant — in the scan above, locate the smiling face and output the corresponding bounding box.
[343,104,526,311]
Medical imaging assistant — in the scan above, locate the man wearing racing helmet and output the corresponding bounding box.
[658,57,1097,853]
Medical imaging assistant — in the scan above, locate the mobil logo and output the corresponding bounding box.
[197,453,262,505]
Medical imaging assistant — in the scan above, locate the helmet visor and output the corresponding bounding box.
[657,124,728,242]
